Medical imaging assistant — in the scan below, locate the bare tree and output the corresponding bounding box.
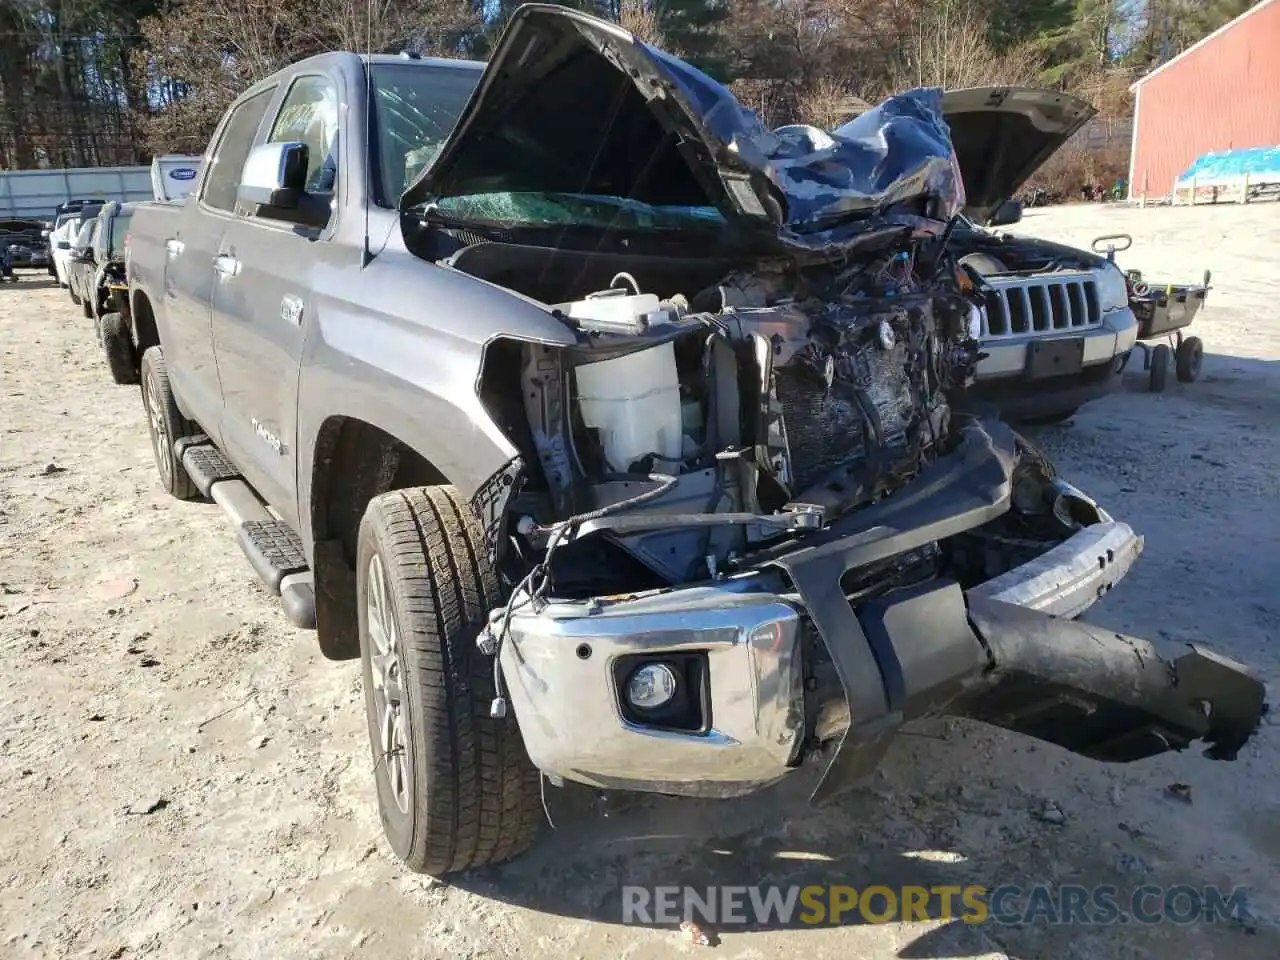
[617,0,666,47]
[797,75,856,128]
[133,0,477,154]
[885,0,1043,92]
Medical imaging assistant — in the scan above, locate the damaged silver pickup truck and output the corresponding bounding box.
[124,3,1265,877]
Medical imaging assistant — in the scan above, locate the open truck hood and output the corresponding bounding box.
[941,87,1096,223]
[401,4,965,257]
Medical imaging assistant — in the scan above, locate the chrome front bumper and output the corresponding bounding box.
[500,513,1145,797]
[500,589,807,796]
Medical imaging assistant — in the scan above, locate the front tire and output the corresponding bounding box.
[139,347,199,500]
[357,486,541,876]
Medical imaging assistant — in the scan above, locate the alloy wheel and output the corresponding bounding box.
[367,553,411,814]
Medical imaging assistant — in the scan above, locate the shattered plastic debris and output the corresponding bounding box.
[91,577,138,601]
[679,920,712,946]
[1165,782,1193,804]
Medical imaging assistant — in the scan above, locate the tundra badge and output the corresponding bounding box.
[280,295,304,326]
[252,419,285,455]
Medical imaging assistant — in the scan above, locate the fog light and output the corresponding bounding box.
[626,663,677,710]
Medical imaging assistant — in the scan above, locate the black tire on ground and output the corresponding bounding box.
[1149,343,1171,393]
[69,285,81,305]
[357,486,542,876]
[81,296,93,319]
[1016,406,1078,426]
[100,313,139,385]
[47,260,57,278]
[1176,336,1204,383]
[139,347,199,500]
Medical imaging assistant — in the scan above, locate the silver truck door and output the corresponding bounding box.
[163,86,276,437]
[210,73,340,526]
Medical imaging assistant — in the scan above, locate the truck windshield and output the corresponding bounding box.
[430,192,726,232]
[368,61,725,232]
[369,61,481,207]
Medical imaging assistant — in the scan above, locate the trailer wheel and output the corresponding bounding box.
[1176,336,1203,383]
[1149,344,1171,393]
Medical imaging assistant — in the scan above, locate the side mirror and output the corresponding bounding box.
[989,199,1023,227]
[237,142,308,210]
[56,240,71,250]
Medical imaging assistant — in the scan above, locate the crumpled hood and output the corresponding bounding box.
[941,87,1096,223]
[402,3,966,256]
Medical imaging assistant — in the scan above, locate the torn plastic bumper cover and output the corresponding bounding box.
[811,581,1266,803]
[498,420,1266,799]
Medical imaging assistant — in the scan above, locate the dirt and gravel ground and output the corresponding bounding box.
[2,202,1278,960]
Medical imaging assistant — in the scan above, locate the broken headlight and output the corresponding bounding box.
[1097,262,1130,313]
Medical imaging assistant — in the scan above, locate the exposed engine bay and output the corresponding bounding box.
[467,231,1052,599]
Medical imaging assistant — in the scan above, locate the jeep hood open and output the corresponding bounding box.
[401,4,965,257]
[941,87,1096,223]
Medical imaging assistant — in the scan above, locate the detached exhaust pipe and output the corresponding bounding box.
[956,596,1267,762]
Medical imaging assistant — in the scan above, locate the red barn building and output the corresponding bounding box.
[1128,0,1280,200]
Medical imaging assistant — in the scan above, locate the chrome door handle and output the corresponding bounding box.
[165,239,184,258]
[213,254,240,278]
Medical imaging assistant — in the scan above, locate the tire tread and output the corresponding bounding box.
[361,486,540,875]
[139,347,198,500]
[100,312,139,385]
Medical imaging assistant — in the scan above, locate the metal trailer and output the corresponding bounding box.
[1093,233,1211,392]
[0,166,155,219]
[149,156,203,202]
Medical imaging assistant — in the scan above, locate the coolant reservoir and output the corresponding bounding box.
[575,341,683,473]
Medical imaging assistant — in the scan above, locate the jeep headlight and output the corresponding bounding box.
[1096,263,1130,313]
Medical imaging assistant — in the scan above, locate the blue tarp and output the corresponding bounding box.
[1177,145,1280,184]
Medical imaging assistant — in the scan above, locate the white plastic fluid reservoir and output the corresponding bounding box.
[562,291,661,333]
[575,342,683,472]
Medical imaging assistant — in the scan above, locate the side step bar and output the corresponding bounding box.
[176,437,316,630]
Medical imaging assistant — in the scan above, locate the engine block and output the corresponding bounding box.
[771,299,951,498]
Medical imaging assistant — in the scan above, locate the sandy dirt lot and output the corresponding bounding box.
[2,202,1278,960]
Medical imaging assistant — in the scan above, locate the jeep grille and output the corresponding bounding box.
[979,272,1101,338]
